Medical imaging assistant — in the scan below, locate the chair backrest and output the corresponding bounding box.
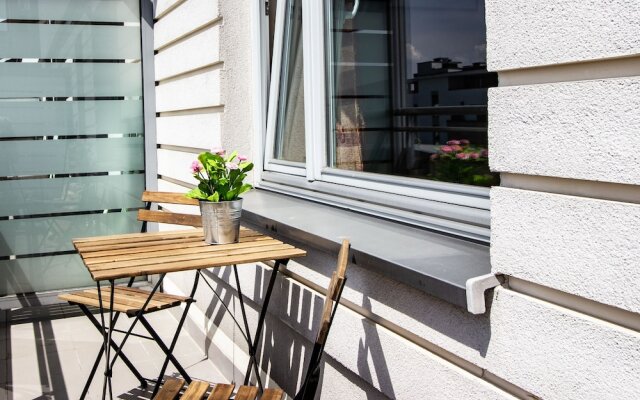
[138,191,202,227]
[315,239,350,346]
[293,239,350,400]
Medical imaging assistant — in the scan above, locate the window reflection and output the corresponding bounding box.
[327,0,499,187]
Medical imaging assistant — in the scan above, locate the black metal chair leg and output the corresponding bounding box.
[77,305,147,388]
[139,316,192,382]
[149,271,200,399]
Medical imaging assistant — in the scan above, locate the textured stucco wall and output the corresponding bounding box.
[153,0,640,399]
[486,0,640,70]
[491,187,640,313]
[489,77,640,184]
[218,0,253,161]
[488,0,640,399]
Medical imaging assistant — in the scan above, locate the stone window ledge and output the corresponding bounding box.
[241,189,491,309]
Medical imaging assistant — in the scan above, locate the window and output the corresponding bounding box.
[261,0,495,242]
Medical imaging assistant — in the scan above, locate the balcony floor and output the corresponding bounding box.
[0,303,224,399]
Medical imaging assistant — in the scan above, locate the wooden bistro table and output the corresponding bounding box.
[69,226,306,398]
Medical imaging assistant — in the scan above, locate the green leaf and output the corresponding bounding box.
[207,192,220,202]
[224,189,237,201]
[241,162,254,173]
[238,183,253,196]
[227,150,238,162]
[186,188,206,200]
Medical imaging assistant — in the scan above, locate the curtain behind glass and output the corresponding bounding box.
[274,0,306,163]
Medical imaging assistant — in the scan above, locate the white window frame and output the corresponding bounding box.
[252,0,492,243]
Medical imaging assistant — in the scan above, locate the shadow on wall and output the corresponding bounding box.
[199,240,494,399]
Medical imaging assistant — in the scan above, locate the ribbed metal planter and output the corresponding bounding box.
[199,199,242,244]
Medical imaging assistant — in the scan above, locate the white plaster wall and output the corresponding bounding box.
[489,77,640,185]
[154,0,222,195]
[491,187,640,313]
[486,0,640,71]
[486,288,640,399]
[218,0,254,162]
[486,0,640,399]
[155,24,220,81]
[154,0,219,50]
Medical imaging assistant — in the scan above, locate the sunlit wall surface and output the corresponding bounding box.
[0,0,145,295]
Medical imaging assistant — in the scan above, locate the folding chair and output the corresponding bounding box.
[153,239,351,400]
[59,191,203,399]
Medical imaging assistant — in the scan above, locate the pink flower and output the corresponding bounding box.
[238,155,248,162]
[430,153,439,160]
[451,145,463,152]
[446,140,461,145]
[459,139,470,145]
[456,153,470,160]
[212,147,226,155]
[190,161,203,173]
[469,152,480,159]
[226,162,239,170]
[440,145,453,153]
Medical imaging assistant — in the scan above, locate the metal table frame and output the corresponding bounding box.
[86,257,290,399]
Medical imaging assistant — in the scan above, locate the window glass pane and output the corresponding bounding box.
[274,0,306,163]
[327,0,499,187]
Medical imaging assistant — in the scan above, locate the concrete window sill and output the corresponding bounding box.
[241,189,490,309]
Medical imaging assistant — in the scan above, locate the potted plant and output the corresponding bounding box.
[186,148,254,244]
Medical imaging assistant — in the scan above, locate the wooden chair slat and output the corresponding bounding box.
[142,191,200,206]
[180,380,210,399]
[260,388,285,400]
[58,292,135,314]
[116,286,190,302]
[206,383,235,400]
[235,386,259,400]
[60,287,190,316]
[154,377,185,400]
[138,209,202,227]
[336,239,350,279]
[330,277,345,301]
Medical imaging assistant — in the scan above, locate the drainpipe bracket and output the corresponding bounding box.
[466,273,504,314]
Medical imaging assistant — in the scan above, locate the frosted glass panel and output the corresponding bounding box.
[0,100,143,137]
[0,212,141,256]
[0,24,141,60]
[0,137,144,176]
[0,174,144,217]
[0,255,94,295]
[0,0,145,294]
[0,63,142,98]
[0,0,140,22]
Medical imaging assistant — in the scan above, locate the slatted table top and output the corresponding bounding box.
[73,227,307,281]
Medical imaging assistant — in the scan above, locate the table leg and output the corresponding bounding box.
[239,259,288,391]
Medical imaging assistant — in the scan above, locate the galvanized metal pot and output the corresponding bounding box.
[199,198,242,244]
